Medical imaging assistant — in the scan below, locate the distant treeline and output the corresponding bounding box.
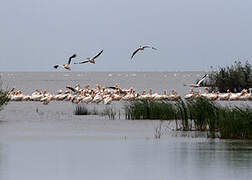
[207,61,252,93]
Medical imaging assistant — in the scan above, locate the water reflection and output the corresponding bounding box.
[0,139,251,180]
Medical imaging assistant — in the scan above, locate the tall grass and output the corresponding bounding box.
[208,61,252,93]
[217,106,252,139]
[0,76,10,110]
[125,100,176,120]
[74,104,117,120]
[175,99,189,131]
[124,98,252,139]
[101,106,117,120]
[74,104,98,115]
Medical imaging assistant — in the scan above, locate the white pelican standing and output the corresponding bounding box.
[131,45,157,59]
[54,54,77,70]
[74,50,103,64]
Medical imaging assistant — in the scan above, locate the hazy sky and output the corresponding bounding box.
[0,0,252,72]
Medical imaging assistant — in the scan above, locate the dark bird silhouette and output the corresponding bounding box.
[74,50,103,64]
[131,45,157,59]
[54,54,77,70]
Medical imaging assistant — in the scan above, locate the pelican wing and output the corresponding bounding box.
[53,65,59,69]
[131,48,141,59]
[143,45,157,50]
[68,54,77,65]
[74,60,89,64]
[92,50,104,60]
[107,86,117,90]
[196,74,208,86]
[66,86,76,93]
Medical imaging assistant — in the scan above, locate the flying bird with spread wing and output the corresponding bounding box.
[74,50,104,65]
[53,54,77,71]
[131,45,157,59]
[184,74,208,88]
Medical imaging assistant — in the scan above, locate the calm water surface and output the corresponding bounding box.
[0,72,252,180]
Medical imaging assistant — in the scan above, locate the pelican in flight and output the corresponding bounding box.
[131,45,157,59]
[184,74,208,88]
[74,50,103,64]
[54,54,77,70]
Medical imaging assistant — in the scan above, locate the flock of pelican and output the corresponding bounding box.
[7,84,252,105]
[53,45,157,71]
[184,88,252,101]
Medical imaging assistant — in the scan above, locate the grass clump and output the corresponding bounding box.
[125,100,176,120]
[124,98,252,139]
[102,106,117,120]
[0,77,10,111]
[74,104,98,115]
[175,99,189,131]
[217,106,252,139]
[208,61,252,93]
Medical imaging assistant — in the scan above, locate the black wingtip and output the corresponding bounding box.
[71,54,77,58]
[53,65,59,69]
[107,86,117,90]
[66,86,76,92]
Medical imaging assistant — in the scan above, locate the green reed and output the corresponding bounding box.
[102,106,117,120]
[217,106,252,139]
[124,100,176,120]
[0,77,10,111]
[74,104,98,115]
[124,98,252,139]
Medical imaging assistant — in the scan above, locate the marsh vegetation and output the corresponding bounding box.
[124,98,252,139]
[0,77,10,111]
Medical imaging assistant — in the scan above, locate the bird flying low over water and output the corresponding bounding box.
[131,45,157,59]
[54,54,77,70]
[74,49,104,64]
[184,74,208,88]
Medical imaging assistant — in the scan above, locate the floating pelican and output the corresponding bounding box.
[30,90,43,101]
[11,90,24,101]
[218,89,231,101]
[237,89,250,101]
[72,96,83,104]
[184,88,195,100]
[54,54,77,70]
[103,93,114,105]
[74,50,103,64]
[229,90,246,101]
[169,90,180,101]
[113,90,122,101]
[92,93,104,104]
[204,91,219,101]
[131,45,157,59]
[249,88,252,101]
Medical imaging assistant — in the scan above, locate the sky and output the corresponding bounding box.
[0,0,252,72]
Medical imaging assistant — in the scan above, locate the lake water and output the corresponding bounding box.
[0,72,252,180]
